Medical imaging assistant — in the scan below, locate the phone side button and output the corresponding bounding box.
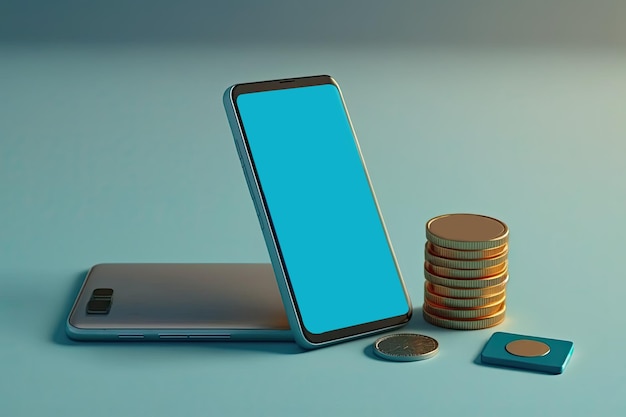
[158,334,189,340]
[118,334,144,340]
[188,335,231,340]
[243,173,265,230]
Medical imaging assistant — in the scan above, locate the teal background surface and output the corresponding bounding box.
[1,2,626,416]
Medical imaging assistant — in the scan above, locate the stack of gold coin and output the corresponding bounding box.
[422,213,509,330]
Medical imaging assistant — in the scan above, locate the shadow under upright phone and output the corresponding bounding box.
[223,75,412,349]
[67,263,291,341]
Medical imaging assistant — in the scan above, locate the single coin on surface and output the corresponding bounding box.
[373,333,439,362]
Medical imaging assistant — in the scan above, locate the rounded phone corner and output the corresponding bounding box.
[404,303,414,322]
[324,75,339,86]
[291,330,323,350]
[65,319,85,341]
[223,84,236,104]
[88,263,110,273]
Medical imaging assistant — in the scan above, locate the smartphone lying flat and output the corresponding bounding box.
[223,75,412,349]
[66,263,292,341]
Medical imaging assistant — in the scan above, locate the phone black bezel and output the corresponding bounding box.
[230,75,412,345]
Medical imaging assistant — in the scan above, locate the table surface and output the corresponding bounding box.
[2,9,626,415]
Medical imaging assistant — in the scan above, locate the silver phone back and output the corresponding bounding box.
[66,263,291,341]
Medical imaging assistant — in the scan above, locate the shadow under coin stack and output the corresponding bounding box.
[422,214,509,330]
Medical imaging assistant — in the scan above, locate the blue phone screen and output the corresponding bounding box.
[236,83,409,335]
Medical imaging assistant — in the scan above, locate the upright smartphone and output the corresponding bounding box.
[66,263,291,341]
[223,75,412,349]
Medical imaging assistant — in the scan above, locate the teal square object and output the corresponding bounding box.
[481,332,574,374]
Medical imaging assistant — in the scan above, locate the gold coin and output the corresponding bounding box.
[505,340,550,357]
[425,261,507,279]
[426,241,508,260]
[426,214,509,250]
[424,282,505,308]
[425,244,508,270]
[422,299,505,320]
[422,304,506,330]
[427,277,508,298]
[424,267,508,289]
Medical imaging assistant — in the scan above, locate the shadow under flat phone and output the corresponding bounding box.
[66,263,292,341]
[223,75,412,349]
